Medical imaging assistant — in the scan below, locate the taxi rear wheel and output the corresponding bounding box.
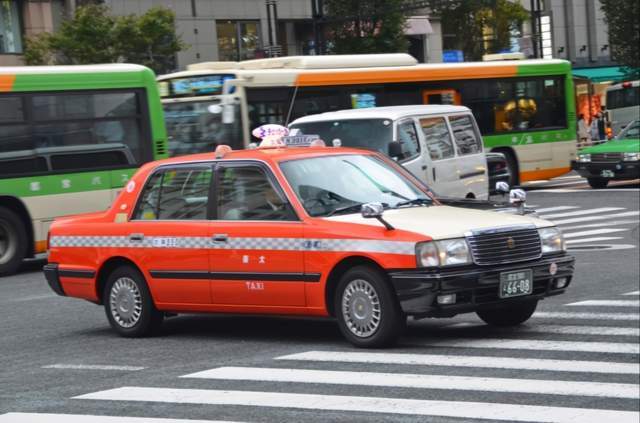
[103,265,163,337]
[334,266,403,348]
[476,300,538,327]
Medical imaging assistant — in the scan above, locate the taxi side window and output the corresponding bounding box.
[449,115,483,155]
[133,167,212,220]
[420,117,455,160]
[396,120,421,160]
[217,165,296,221]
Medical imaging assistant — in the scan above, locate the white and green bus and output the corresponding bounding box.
[0,64,168,275]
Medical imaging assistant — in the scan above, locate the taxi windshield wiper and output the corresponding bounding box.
[325,203,365,217]
[395,198,432,208]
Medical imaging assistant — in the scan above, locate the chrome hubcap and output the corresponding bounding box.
[342,279,381,338]
[109,277,143,328]
[0,220,15,265]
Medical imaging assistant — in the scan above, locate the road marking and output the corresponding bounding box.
[446,322,640,337]
[0,414,240,423]
[533,188,640,193]
[276,350,639,374]
[566,236,623,244]
[533,206,579,213]
[534,311,639,321]
[540,207,625,219]
[42,364,145,371]
[552,211,639,225]
[6,294,58,303]
[74,387,640,423]
[552,175,584,180]
[182,366,639,399]
[418,338,639,354]
[563,228,628,238]
[623,291,640,296]
[566,300,640,307]
[562,219,639,230]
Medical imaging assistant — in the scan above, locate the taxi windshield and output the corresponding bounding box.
[289,119,393,153]
[280,154,432,217]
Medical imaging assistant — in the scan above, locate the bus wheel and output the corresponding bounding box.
[0,207,27,276]
[587,177,609,189]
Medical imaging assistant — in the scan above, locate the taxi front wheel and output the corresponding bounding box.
[104,265,163,337]
[476,300,538,327]
[335,266,404,348]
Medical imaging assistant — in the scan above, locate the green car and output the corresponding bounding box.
[571,120,640,188]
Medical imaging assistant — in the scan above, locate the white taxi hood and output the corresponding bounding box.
[323,205,553,240]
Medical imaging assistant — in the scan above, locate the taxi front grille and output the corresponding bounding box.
[591,153,622,162]
[467,227,541,266]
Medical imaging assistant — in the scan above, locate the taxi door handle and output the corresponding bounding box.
[129,233,144,242]
[212,234,228,243]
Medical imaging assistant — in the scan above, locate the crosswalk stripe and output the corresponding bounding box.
[181,366,639,399]
[566,236,623,244]
[623,291,640,296]
[563,228,628,238]
[562,219,639,230]
[552,211,640,225]
[275,350,639,374]
[567,300,640,307]
[418,338,639,354]
[0,413,239,423]
[534,206,579,213]
[534,311,639,321]
[446,322,640,337]
[539,207,625,219]
[42,364,146,371]
[74,387,640,423]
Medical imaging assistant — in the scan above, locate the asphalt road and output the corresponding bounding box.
[0,185,638,423]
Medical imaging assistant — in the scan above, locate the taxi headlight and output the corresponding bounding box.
[416,239,472,267]
[623,152,640,161]
[538,227,565,253]
[577,153,591,163]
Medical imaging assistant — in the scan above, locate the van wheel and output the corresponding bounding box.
[587,177,609,189]
[476,300,538,326]
[334,266,403,348]
[104,265,163,337]
[0,207,27,276]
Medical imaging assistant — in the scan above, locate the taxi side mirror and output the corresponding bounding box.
[388,141,403,160]
[361,202,394,230]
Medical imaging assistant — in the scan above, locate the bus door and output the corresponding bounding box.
[422,89,461,106]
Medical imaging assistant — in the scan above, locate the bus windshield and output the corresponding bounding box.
[289,119,393,154]
[163,100,243,156]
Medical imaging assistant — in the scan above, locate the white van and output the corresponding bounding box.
[289,105,489,200]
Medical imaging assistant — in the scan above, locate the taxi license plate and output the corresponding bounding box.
[600,169,615,178]
[499,270,533,298]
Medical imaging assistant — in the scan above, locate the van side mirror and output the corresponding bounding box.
[388,141,402,159]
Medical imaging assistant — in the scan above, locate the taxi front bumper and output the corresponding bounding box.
[388,254,574,317]
[571,160,640,180]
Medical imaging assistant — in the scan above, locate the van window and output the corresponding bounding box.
[420,117,455,160]
[449,115,483,155]
[396,120,421,160]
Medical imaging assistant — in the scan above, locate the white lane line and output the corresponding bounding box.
[553,211,640,225]
[533,206,579,213]
[562,220,640,230]
[539,207,625,219]
[418,338,639,354]
[0,413,240,423]
[563,228,628,238]
[567,300,640,307]
[446,322,640,337]
[42,364,145,371]
[552,175,584,180]
[74,387,640,423]
[534,311,639,321]
[534,188,640,193]
[275,350,639,374]
[182,367,639,399]
[566,236,623,244]
[623,291,640,296]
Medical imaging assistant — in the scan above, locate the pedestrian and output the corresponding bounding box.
[577,113,590,146]
[597,112,606,142]
[590,114,600,142]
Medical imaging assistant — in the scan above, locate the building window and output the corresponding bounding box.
[0,0,23,54]
[216,20,261,61]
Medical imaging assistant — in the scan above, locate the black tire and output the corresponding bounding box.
[476,300,538,327]
[334,265,404,348]
[500,150,519,187]
[0,206,28,276]
[587,177,609,189]
[103,265,163,337]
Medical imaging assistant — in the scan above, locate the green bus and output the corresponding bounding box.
[0,64,168,275]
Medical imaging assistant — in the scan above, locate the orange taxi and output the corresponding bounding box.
[44,139,574,347]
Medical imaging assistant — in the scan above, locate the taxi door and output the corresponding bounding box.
[208,162,306,307]
[126,165,214,305]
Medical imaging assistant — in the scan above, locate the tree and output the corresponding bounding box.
[23,4,185,74]
[600,0,639,75]
[428,0,528,61]
[324,0,409,54]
